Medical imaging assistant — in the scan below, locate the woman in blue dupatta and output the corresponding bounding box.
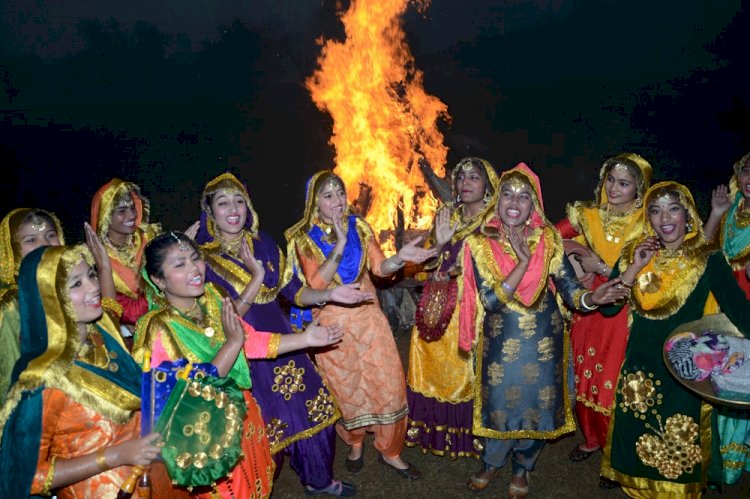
[196,172,370,496]
[0,244,162,499]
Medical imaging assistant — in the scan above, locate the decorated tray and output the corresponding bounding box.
[663,313,750,409]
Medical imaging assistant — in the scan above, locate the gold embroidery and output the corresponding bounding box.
[591,385,599,395]
[490,410,507,427]
[595,363,603,372]
[537,337,554,362]
[604,380,613,390]
[522,363,540,384]
[583,369,592,379]
[636,414,702,479]
[271,360,306,401]
[576,354,584,364]
[505,386,522,409]
[574,375,580,384]
[487,362,505,386]
[587,347,595,356]
[522,408,541,429]
[619,370,663,414]
[502,338,521,363]
[538,386,556,409]
[265,418,288,449]
[306,388,337,423]
[518,314,537,339]
[488,315,503,337]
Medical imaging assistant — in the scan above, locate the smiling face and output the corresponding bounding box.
[455,164,488,214]
[16,214,61,258]
[604,164,638,211]
[151,242,206,310]
[315,177,347,224]
[497,179,534,228]
[107,194,138,241]
[648,192,688,249]
[68,260,103,328]
[738,162,750,201]
[210,188,247,238]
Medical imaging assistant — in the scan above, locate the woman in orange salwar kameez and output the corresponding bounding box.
[0,244,163,499]
[285,171,438,480]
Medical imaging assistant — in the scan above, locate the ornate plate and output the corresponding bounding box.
[663,313,750,408]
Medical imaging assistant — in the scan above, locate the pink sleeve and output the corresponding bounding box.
[242,320,280,359]
[149,331,172,367]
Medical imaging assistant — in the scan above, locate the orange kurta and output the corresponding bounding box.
[297,238,408,430]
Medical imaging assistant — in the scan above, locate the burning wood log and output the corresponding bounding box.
[352,182,373,218]
[417,157,452,204]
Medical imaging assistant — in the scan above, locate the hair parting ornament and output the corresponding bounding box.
[613,162,631,174]
[170,231,190,252]
[29,215,47,232]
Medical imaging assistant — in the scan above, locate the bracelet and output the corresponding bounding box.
[385,258,405,273]
[96,448,110,472]
[580,291,599,311]
[597,260,608,275]
[501,281,515,295]
[620,277,635,289]
[42,456,57,495]
[239,296,253,306]
[314,291,328,307]
[330,252,342,264]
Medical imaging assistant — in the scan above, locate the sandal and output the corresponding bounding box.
[305,480,357,496]
[467,466,501,493]
[568,443,598,462]
[598,476,619,490]
[508,471,529,499]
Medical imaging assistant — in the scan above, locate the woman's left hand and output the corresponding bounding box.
[240,238,265,280]
[221,297,246,345]
[397,236,439,264]
[303,319,344,347]
[329,282,374,304]
[84,222,111,271]
[184,221,200,241]
[589,278,631,305]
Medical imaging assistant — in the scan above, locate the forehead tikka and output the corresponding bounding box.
[170,231,190,252]
[29,215,48,232]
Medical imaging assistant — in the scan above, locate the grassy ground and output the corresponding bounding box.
[269,330,750,498]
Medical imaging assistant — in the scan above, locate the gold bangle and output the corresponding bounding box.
[42,455,57,495]
[96,448,110,472]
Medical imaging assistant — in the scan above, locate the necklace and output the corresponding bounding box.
[172,300,218,342]
[653,248,687,274]
[105,234,137,269]
[601,202,637,243]
[218,233,243,258]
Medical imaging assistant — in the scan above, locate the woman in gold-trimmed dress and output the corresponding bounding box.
[554,153,652,485]
[285,171,438,480]
[405,157,499,459]
[601,181,750,498]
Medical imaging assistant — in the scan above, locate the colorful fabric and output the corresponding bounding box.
[90,179,161,324]
[0,245,141,499]
[406,157,499,458]
[601,181,750,495]
[197,172,340,488]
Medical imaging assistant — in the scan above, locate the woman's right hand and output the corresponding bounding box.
[240,239,265,280]
[507,228,531,266]
[221,297,246,346]
[710,184,731,217]
[106,431,163,467]
[633,236,660,269]
[303,319,344,347]
[434,206,458,247]
[332,207,348,245]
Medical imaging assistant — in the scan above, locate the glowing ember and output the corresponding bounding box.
[306,0,451,254]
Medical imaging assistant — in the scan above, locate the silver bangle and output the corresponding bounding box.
[501,281,515,295]
[315,291,327,307]
[239,296,253,306]
[385,258,404,273]
[580,291,598,311]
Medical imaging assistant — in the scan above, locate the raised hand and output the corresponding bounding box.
[633,236,660,269]
[329,282,374,304]
[83,222,110,272]
[332,206,348,243]
[303,319,344,347]
[397,236,439,265]
[434,206,459,247]
[507,228,531,265]
[710,185,731,216]
[240,238,265,280]
[221,297,246,345]
[184,221,200,241]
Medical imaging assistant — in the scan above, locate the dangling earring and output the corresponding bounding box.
[525,218,531,226]
[635,194,643,208]
[456,194,461,204]
[483,190,491,204]
[686,221,694,233]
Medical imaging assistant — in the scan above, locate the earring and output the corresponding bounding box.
[635,195,643,208]
[686,222,694,233]
[483,190,491,204]
[525,218,531,226]
[456,194,461,204]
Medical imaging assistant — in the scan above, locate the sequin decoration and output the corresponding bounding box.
[636,414,702,479]
[271,360,306,401]
[306,388,336,423]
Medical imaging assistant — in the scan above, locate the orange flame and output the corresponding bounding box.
[306,0,451,253]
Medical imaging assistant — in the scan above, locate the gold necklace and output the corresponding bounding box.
[653,248,687,274]
[105,235,137,269]
[218,233,243,257]
[172,300,218,342]
[601,202,637,243]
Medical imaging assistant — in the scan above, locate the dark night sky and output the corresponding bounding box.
[1,0,748,243]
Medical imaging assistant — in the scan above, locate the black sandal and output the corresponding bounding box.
[568,444,598,462]
[598,477,619,489]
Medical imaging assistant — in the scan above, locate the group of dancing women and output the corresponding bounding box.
[0,150,748,498]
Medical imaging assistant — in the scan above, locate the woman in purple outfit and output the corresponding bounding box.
[196,173,373,497]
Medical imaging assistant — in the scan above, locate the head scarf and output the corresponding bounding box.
[623,181,711,317]
[90,178,151,240]
[595,152,653,206]
[285,170,350,242]
[196,172,259,244]
[720,151,750,264]
[0,208,65,287]
[448,157,501,241]
[0,245,140,498]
